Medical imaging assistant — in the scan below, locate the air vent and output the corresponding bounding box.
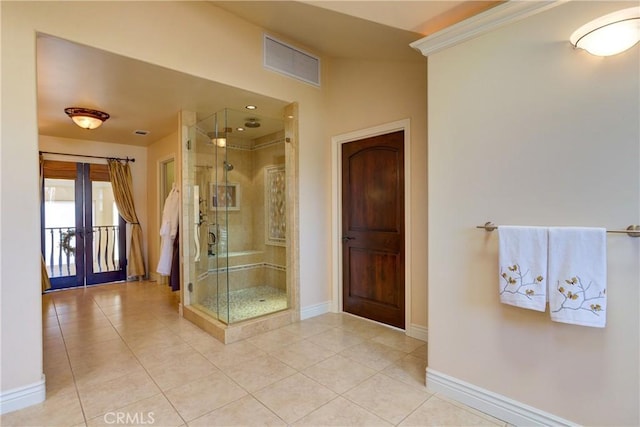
[133,130,150,136]
[264,35,320,86]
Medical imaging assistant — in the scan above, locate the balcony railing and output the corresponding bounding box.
[44,225,121,278]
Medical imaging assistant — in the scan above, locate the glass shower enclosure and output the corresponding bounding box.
[182,108,289,332]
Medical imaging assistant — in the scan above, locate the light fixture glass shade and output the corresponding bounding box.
[70,115,104,129]
[570,7,640,56]
[64,107,110,129]
[212,137,226,147]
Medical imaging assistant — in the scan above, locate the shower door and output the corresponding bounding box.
[183,109,232,323]
[184,107,289,326]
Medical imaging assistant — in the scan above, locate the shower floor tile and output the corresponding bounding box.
[199,285,288,323]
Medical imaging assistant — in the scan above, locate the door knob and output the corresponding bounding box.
[342,236,355,243]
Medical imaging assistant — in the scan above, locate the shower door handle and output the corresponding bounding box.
[342,236,355,243]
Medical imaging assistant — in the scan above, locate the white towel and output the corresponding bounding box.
[498,226,548,311]
[157,187,180,276]
[548,227,607,328]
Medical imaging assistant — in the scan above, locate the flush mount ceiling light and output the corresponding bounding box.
[244,118,261,128]
[245,105,257,110]
[212,136,227,148]
[64,107,110,130]
[570,7,640,56]
[211,126,232,147]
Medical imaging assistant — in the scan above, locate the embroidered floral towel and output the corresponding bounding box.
[548,227,607,328]
[498,226,547,311]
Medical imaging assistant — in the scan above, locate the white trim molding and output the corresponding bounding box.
[331,119,412,332]
[426,369,577,426]
[410,0,566,56]
[301,301,331,320]
[407,324,428,342]
[0,375,46,415]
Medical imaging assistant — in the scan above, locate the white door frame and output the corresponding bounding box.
[331,119,412,332]
[157,153,176,284]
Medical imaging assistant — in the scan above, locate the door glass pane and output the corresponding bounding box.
[43,178,76,278]
[92,181,121,273]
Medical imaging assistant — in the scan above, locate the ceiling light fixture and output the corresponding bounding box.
[570,7,640,56]
[244,118,261,128]
[211,125,232,147]
[64,107,110,130]
[245,105,257,110]
[212,137,226,148]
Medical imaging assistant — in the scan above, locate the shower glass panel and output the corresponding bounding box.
[185,108,288,324]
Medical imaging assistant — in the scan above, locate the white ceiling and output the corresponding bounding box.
[37,1,497,147]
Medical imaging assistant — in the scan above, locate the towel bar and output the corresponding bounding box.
[477,221,640,238]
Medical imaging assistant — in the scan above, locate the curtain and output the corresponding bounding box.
[39,154,52,292]
[108,159,145,278]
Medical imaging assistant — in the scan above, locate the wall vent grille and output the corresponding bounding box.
[264,35,320,87]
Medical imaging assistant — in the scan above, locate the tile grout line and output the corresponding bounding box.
[44,284,497,427]
[392,392,436,426]
[247,326,409,425]
[184,335,291,425]
[155,323,291,424]
[51,293,93,426]
[55,284,167,424]
[288,327,430,426]
[95,282,289,426]
[91,284,191,427]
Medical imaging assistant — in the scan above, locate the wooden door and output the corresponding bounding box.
[341,131,405,329]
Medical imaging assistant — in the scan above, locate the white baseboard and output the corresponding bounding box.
[300,305,428,344]
[0,375,46,415]
[426,368,576,426]
[407,324,428,342]
[300,301,331,320]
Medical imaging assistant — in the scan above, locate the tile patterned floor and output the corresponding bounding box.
[1,281,507,426]
[198,285,288,323]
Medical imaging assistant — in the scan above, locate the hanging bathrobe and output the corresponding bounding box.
[157,185,180,275]
[170,226,180,291]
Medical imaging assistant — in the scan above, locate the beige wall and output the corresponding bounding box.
[146,130,179,282]
[1,1,43,394]
[1,0,326,399]
[326,58,429,329]
[427,1,639,425]
[2,0,430,409]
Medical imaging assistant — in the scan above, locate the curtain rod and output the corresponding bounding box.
[39,151,135,163]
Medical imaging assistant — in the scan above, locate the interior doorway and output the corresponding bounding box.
[157,156,176,287]
[341,130,405,328]
[160,157,176,202]
[41,160,126,289]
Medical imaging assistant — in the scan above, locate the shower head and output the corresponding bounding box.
[223,161,234,171]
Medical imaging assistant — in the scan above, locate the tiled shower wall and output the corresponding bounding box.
[192,131,287,306]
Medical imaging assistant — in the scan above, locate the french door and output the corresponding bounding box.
[41,161,126,290]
